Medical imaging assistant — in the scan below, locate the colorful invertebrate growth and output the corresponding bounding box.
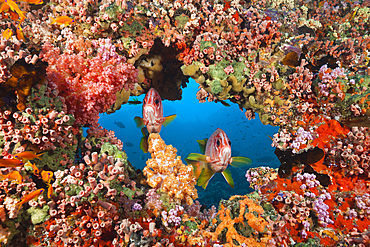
[0,0,369,246]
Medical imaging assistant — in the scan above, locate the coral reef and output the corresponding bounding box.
[0,0,369,246]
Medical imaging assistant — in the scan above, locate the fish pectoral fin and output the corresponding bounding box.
[134,117,144,128]
[230,156,252,168]
[163,115,177,127]
[222,168,234,188]
[197,167,215,189]
[196,138,208,154]
[186,153,208,162]
[140,136,148,153]
[185,159,206,180]
[141,127,149,137]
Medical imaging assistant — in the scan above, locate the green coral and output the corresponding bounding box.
[64,184,84,198]
[208,59,228,80]
[27,205,50,225]
[38,139,78,171]
[336,75,370,117]
[102,4,121,20]
[199,40,217,52]
[122,18,144,36]
[174,14,189,29]
[206,79,223,94]
[99,141,127,160]
[29,84,65,112]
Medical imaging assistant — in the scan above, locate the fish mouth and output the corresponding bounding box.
[146,124,162,133]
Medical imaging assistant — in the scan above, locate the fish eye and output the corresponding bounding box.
[216,140,220,146]
[155,99,159,105]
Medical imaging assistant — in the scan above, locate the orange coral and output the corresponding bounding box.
[143,133,198,205]
[207,195,270,246]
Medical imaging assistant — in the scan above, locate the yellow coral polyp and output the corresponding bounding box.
[143,133,198,205]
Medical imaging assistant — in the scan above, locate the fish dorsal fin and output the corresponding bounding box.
[163,115,177,127]
[197,167,215,189]
[222,168,234,188]
[196,138,208,154]
[134,117,144,128]
[230,156,252,168]
[186,153,208,162]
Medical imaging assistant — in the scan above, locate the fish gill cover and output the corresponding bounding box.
[0,0,369,246]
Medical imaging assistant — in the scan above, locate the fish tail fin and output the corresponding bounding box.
[14,201,22,212]
[36,152,44,159]
[50,16,56,24]
[134,116,144,128]
[162,114,177,127]
[222,168,234,188]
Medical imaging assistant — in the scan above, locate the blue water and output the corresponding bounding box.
[99,79,279,205]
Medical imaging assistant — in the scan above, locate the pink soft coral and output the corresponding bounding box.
[40,41,138,126]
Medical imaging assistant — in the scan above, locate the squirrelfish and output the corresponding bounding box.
[14,151,43,162]
[0,170,23,184]
[2,28,12,39]
[134,88,176,152]
[0,158,23,167]
[186,128,252,189]
[50,16,75,26]
[15,188,44,211]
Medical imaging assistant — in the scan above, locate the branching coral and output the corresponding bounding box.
[40,40,138,126]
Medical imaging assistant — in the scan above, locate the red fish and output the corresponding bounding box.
[186,128,252,189]
[134,88,176,152]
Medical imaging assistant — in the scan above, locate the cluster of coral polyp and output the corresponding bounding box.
[0,0,370,245]
[143,133,198,206]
